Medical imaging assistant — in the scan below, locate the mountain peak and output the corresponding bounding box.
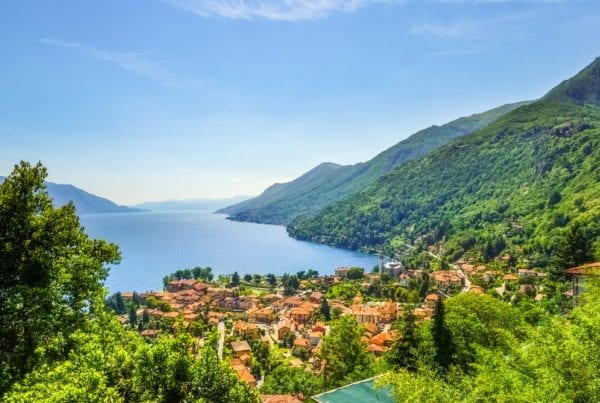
[545,56,600,105]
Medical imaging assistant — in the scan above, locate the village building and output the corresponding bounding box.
[431,270,465,291]
[335,267,350,279]
[233,321,259,339]
[233,364,256,388]
[382,261,403,278]
[290,307,311,323]
[308,331,323,346]
[231,340,252,360]
[260,394,303,403]
[293,337,311,355]
[376,300,397,323]
[425,293,441,309]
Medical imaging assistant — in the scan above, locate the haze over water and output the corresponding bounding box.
[80,211,376,293]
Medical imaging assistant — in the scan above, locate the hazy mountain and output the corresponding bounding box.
[134,196,251,212]
[0,176,142,215]
[219,101,530,225]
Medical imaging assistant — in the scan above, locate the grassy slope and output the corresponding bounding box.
[219,102,529,225]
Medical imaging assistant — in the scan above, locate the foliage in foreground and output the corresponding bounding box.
[380,281,600,402]
[0,162,258,402]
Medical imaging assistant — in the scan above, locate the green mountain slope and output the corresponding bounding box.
[288,57,600,266]
[219,101,529,225]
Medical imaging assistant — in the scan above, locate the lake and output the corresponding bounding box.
[79,211,376,293]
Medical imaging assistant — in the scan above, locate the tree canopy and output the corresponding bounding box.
[0,161,120,394]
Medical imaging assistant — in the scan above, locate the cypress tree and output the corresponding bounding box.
[431,298,455,374]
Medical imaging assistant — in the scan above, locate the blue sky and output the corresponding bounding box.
[1,0,599,204]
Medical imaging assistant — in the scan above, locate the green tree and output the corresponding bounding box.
[128,304,138,328]
[418,272,430,299]
[231,271,240,287]
[386,310,419,371]
[0,161,120,394]
[318,316,373,387]
[260,365,324,398]
[243,274,252,282]
[551,222,594,279]
[266,273,277,289]
[431,298,456,374]
[346,267,364,280]
[320,298,331,321]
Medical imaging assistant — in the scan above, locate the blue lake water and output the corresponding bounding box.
[79,211,376,293]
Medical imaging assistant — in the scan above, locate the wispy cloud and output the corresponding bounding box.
[164,0,399,21]
[164,0,573,21]
[39,38,198,87]
[433,0,576,3]
[410,22,469,36]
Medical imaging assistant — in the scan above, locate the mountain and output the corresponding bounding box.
[134,196,251,212]
[0,176,142,215]
[288,57,600,267]
[219,101,530,225]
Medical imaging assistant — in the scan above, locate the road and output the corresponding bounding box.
[399,240,472,292]
[217,321,225,360]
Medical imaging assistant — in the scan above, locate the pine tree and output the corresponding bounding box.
[431,298,455,374]
[552,222,593,279]
[386,310,419,370]
[129,304,138,327]
[320,298,331,321]
[419,272,430,299]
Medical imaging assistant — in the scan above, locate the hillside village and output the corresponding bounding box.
[112,256,558,398]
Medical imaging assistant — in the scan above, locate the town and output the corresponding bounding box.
[108,253,563,401]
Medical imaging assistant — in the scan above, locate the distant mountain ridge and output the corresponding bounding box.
[134,196,251,212]
[288,57,600,266]
[219,101,531,225]
[0,176,141,215]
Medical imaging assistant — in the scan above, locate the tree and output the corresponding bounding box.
[551,222,594,279]
[431,298,456,374]
[260,365,324,398]
[282,273,299,296]
[243,274,252,282]
[318,316,373,387]
[346,267,364,280]
[231,271,240,287]
[418,272,430,299]
[129,304,138,327]
[266,273,277,289]
[385,310,419,370]
[0,161,120,394]
[320,298,331,321]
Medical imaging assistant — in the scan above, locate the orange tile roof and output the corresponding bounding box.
[370,332,392,347]
[293,338,311,348]
[565,262,600,276]
[260,395,303,403]
[235,366,256,385]
[367,344,385,353]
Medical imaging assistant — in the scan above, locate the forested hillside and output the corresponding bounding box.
[219,102,529,225]
[288,58,600,267]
